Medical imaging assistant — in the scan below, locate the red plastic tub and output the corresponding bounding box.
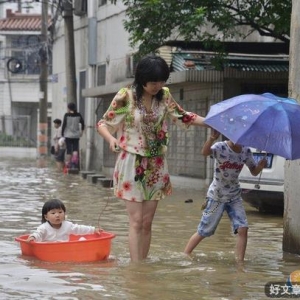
[15,231,116,262]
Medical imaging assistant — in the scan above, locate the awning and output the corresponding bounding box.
[172,52,289,72]
[226,61,288,72]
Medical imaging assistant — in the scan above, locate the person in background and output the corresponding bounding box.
[52,119,65,171]
[26,199,102,242]
[97,55,207,262]
[184,129,267,263]
[61,103,85,169]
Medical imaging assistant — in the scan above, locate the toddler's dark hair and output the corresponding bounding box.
[41,199,66,223]
[53,118,62,125]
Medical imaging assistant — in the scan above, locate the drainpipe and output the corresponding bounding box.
[85,0,97,170]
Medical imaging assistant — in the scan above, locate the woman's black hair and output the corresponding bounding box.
[133,55,170,102]
[41,199,66,223]
[67,102,77,112]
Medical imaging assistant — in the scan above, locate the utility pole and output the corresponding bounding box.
[283,0,300,254]
[62,0,77,105]
[85,0,97,170]
[37,0,48,167]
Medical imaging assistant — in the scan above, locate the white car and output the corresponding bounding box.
[239,150,285,213]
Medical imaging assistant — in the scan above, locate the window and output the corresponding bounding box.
[8,35,52,75]
[97,64,106,86]
[11,50,40,75]
[99,0,107,6]
[73,0,87,16]
[126,54,138,78]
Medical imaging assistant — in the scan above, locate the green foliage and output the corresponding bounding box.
[123,0,206,59]
[121,0,291,59]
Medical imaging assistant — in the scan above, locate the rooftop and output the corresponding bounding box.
[0,9,50,31]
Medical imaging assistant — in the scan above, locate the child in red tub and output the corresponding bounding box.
[27,199,102,242]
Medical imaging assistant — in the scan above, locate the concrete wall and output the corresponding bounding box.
[167,82,217,178]
[6,81,52,103]
[0,147,36,159]
[96,3,131,84]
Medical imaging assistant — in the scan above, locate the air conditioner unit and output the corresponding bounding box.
[73,0,87,17]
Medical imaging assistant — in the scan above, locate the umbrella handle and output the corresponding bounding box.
[254,183,261,190]
[255,172,262,190]
[254,152,267,189]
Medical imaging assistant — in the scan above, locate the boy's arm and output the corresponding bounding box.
[248,158,267,176]
[201,129,220,156]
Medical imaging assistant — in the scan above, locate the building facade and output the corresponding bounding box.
[0,6,53,147]
[51,1,288,184]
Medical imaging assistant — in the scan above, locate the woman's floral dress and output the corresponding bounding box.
[97,86,197,202]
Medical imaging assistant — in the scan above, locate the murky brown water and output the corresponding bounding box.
[0,158,299,300]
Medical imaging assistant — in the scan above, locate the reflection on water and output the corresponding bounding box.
[0,158,299,300]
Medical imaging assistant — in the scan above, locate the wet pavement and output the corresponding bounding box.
[0,157,299,300]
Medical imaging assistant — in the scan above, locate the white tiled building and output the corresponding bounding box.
[0,3,52,146]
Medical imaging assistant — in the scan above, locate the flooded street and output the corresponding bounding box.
[0,157,299,300]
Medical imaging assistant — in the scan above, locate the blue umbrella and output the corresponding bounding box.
[204,93,300,160]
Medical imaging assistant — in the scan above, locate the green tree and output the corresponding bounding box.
[122,0,291,58]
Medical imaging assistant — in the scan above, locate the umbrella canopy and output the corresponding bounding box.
[204,93,300,160]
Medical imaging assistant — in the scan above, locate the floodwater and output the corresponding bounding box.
[0,158,299,300]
